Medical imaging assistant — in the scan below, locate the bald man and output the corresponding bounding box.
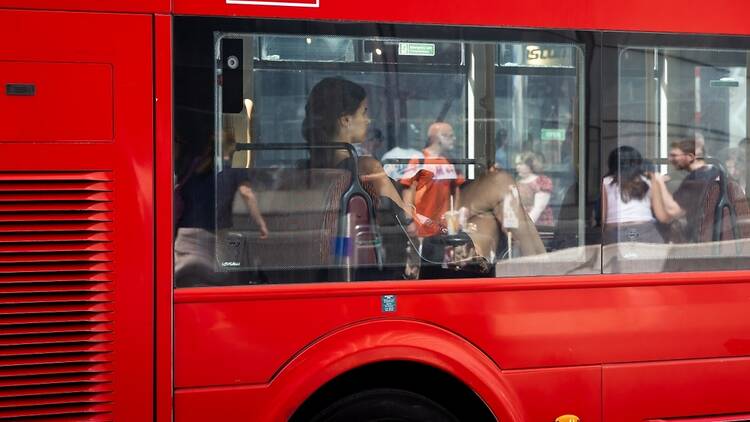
[400,122,465,237]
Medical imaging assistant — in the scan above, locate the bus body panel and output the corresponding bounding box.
[175,273,750,419]
[175,319,526,421]
[155,13,175,422]
[502,366,602,422]
[603,357,750,421]
[175,273,750,387]
[0,9,154,421]
[171,0,750,36]
[4,2,750,421]
[0,0,168,14]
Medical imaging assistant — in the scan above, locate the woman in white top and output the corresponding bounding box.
[602,146,670,244]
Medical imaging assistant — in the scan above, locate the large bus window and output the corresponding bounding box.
[607,44,750,273]
[493,42,589,276]
[173,21,592,286]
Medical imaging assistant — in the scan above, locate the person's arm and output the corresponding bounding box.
[359,157,418,234]
[527,176,552,223]
[402,184,415,213]
[238,181,268,238]
[528,191,551,223]
[649,172,684,221]
[401,184,419,234]
[359,157,409,211]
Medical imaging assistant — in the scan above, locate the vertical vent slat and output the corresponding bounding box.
[0,171,114,420]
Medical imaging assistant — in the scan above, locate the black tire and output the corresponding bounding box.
[309,388,460,422]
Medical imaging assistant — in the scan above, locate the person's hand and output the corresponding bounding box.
[648,171,665,183]
[258,222,269,239]
[406,221,418,237]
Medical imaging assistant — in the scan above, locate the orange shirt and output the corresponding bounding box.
[401,149,464,236]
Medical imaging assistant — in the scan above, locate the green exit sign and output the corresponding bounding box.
[541,128,566,141]
[398,42,436,57]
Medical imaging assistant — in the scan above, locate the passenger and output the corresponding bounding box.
[720,146,747,192]
[515,151,555,227]
[400,122,465,237]
[650,138,721,242]
[301,77,545,266]
[174,130,268,286]
[601,146,670,244]
[493,127,511,171]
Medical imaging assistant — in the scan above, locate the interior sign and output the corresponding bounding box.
[226,0,319,7]
[398,42,436,57]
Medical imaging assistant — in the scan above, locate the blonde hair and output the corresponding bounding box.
[515,151,544,173]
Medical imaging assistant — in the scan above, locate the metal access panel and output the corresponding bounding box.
[0,10,154,421]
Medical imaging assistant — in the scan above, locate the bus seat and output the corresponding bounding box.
[225,167,381,282]
[696,178,750,243]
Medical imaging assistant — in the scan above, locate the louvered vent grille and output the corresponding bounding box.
[0,172,114,421]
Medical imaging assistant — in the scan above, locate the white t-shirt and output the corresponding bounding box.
[381,147,423,181]
[603,175,655,224]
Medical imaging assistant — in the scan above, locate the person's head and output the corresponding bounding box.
[426,122,456,153]
[302,77,369,145]
[607,145,648,202]
[515,151,544,178]
[607,145,644,175]
[669,139,696,170]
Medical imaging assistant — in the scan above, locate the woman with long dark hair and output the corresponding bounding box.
[302,77,545,269]
[602,145,670,244]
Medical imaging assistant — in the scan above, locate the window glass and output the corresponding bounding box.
[260,35,355,62]
[173,24,590,286]
[609,46,750,273]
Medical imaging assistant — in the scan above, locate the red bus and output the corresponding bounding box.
[2,0,750,421]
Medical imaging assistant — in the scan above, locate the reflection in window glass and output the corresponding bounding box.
[260,35,355,62]
[610,46,750,273]
[173,26,590,286]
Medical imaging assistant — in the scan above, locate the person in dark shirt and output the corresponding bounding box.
[176,133,268,235]
[174,131,268,286]
[650,138,720,242]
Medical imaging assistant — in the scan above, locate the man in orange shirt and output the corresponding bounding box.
[401,122,464,237]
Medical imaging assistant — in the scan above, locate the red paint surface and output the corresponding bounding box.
[155,13,174,422]
[503,366,602,422]
[0,61,113,141]
[173,0,750,36]
[0,10,154,421]
[175,319,523,421]
[4,2,750,422]
[0,0,168,14]
[604,358,750,421]
[175,272,750,420]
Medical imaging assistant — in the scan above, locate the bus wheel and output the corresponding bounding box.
[310,388,460,422]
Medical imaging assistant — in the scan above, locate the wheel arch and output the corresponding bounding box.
[263,318,523,421]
